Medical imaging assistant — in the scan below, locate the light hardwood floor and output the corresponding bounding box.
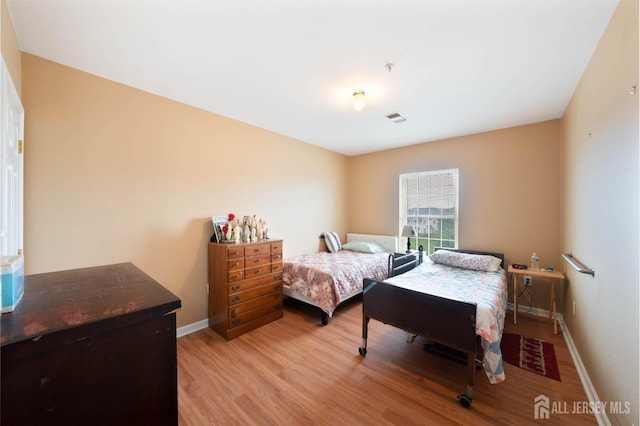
[177,297,596,425]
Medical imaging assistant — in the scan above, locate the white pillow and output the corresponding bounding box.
[341,241,385,254]
[323,232,342,253]
[430,249,502,272]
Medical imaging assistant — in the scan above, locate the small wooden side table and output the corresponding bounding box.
[508,265,565,334]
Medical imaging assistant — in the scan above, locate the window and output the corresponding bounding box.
[399,168,458,254]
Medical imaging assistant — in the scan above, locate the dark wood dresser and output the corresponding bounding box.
[208,240,283,340]
[0,262,181,426]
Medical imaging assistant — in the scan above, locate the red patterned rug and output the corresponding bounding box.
[501,333,561,381]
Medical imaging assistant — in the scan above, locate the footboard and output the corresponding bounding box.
[360,278,477,407]
[361,278,476,353]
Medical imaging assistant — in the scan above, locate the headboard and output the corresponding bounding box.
[346,233,398,253]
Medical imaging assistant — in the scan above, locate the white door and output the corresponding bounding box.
[0,57,24,258]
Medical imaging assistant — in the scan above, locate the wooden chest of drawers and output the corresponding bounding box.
[208,240,283,340]
[1,263,181,425]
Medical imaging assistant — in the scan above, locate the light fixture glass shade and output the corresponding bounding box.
[352,91,366,111]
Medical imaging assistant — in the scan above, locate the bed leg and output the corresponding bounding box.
[320,312,329,326]
[457,352,476,408]
[359,317,369,356]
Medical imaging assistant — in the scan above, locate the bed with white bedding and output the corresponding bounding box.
[359,248,507,407]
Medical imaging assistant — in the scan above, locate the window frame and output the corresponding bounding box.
[399,168,459,254]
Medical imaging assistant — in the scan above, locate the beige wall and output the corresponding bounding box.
[347,120,564,309]
[1,0,21,95]
[21,53,349,327]
[561,0,639,423]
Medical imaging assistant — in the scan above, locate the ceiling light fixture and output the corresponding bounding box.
[352,91,366,112]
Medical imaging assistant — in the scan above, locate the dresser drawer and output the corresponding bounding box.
[228,270,245,283]
[245,253,271,268]
[271,252,283,263]
[229,296,283,327]
[244,243,270,257]
[230,291,282,317]
[228,282,282,306]
[245,264,271,279]
[226,246,244,259]
[228,272,282,294]
[227,258,245,272]
[271,241,283,253]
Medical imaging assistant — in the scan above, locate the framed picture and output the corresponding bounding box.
[211,216,228,242]
[210,217,221,242]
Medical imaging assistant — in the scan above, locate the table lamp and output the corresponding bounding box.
[401,225,416,253]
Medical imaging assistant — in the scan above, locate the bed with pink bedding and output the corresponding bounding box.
[282,233,397,324]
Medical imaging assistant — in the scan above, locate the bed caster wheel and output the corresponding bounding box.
[457,394,472,408]
[359,347,367,356]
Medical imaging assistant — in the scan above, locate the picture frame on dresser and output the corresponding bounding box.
[211,216,226,242]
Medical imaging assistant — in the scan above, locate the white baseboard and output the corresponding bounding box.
[507,304,609,425]
[559,319,610,426]
[176,319,208,338]
[507,302,564,322]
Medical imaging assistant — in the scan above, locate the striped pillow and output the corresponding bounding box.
[323,232,342,253]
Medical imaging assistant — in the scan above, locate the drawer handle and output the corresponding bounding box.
[274,284,281,290]
[231,309,237,318]
[274,304,281,310]
[232,285,241,291]
[275,274,282,280]
[255,268,261,273]
[232,319,240,325]
[232,296,240,303]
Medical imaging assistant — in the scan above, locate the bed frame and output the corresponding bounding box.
[283,233,399,325]
[358,248,505,408]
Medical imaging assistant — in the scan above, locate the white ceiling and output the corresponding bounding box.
[7,0,618,156]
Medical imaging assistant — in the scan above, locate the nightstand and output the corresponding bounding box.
[508,265,565,334]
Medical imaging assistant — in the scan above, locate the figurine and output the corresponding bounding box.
[242,216,251,242]
[259,218,268,240]
[251,214,258,241]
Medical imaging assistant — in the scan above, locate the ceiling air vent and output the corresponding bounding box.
[386,112,407,124]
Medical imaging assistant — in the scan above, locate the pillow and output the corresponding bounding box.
[429,249,502,272]
[323,232,342,253]
[341,241,385,254]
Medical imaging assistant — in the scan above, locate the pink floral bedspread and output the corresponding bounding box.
[283,251,389,317]
[384,259,508,384]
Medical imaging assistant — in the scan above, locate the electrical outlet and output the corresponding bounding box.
[523,275,532,287]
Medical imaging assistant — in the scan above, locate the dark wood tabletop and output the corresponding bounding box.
[1,262,181,349]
